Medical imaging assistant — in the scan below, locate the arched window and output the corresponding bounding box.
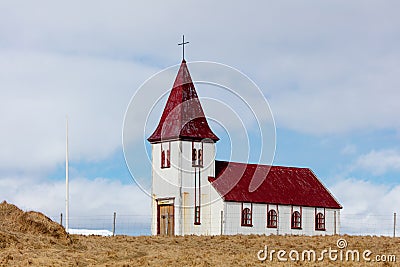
[315,212,325,230]
[192,142,204,167]
[192,148,197,165]
[241,206,252,226]
[161,144,170,168]
[267,209,277,228]
[166,149,170,167]
[198,149,203,166]
[291,211,301,229]
[161,150,165,168]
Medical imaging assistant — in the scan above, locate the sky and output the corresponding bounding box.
[1,1,399,235]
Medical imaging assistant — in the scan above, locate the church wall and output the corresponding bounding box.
[223,202,341,236]
[151,141,183,235]
[276,205,291,234]
[207,186,224,235]
[152,140,219,235]
[300,206,314,235]
[180,189,224,235]
[325,208,341,235]
[179,140,221,235]
[151,142,182,197]
[150,139,341,236]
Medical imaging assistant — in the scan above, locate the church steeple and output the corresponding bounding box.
[147,60,219,143]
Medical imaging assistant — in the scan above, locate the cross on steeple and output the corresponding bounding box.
[178,35,189,60]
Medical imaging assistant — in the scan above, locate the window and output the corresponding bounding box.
[194,169,201,225]
[192,148,197,166]
[194,206,200,225]
[192,142,203,167]
[315,212,325,230]
[161,150,165,168]
[291,211,301,229]
[161,143,170,168]
[198,149,203,166]
[241,203,252,226]
[242,208,252,226]
[267,209,277,228]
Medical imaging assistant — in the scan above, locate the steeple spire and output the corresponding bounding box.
[178,35,189,60]
[148,60,219,143]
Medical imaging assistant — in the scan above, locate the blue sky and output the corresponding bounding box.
[1,1,399,235]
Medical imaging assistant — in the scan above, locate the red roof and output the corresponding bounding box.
[148,60,219,143]
[210,161,341,209]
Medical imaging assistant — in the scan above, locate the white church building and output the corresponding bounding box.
[147,59,342,236]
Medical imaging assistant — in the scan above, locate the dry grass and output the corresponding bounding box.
[1,201,399,266]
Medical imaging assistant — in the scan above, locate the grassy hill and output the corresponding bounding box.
[1,201,398,266]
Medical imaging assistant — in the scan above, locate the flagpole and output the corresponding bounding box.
[65,116,69,232]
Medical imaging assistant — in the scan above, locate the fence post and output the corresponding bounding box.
[112,212,117,236]
[220,210,223,235]
[334,211,337,235]
[60,213,63,226]
[394,212,397,238]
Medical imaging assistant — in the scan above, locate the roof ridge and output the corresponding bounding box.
[215,160,311,170]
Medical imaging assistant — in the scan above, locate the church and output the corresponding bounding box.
[147,57,342,236]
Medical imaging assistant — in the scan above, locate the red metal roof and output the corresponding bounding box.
[148,60,219,143]
[210,161,341,209]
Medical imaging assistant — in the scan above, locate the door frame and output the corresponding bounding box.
[156,197,175,235]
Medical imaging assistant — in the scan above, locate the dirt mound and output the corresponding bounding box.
[0,201,70,245]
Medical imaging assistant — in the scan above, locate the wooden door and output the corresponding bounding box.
[158,204,174,236]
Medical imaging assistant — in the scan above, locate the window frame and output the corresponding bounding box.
[194,205,201,225]
[192,141,204,167]
[198,148,203,166]
[166,149,170,168]
[315,208,326,231]
[267,208,278,228]
[241,203,253,227]
[161,142,171,169]
[161,150,165,168]
[192,147,197,166]
[291,207,302,229]
[194,168,201,225]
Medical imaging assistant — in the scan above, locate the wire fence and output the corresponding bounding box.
[341,213,397,237]
[52,214,152,236]
[50,212,398,237]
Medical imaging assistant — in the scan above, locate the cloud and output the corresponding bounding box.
[0,49,156,173]
[341,144,357,155]
[0,175,150,223]
[1,0,400,237]
[331,178,400,235]
[268,52,400,135]
[1,1,399,176]
[250,2,400,136]
[353,149,400,175]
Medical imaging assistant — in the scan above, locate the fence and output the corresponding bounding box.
[54,213,151,236]
[341,212,397,237]
[53,212,398,237]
